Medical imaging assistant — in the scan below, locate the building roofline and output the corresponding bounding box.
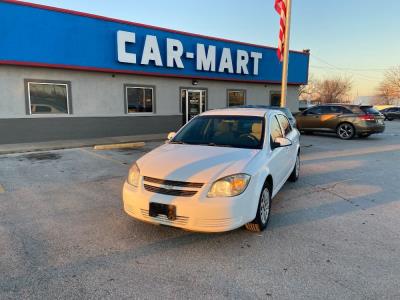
[1,0,309,56]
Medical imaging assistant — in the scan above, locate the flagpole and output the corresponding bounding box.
[280,0,292,108]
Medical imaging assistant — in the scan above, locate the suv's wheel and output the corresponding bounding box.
[289,153,300,182]
[245,185,271,232]
[337,123,355,140]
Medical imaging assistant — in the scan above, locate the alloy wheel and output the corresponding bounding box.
[338,124,354,139]
[259,188,270,225]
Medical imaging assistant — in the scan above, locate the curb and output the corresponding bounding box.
[94,142,145,150]
[0,133,166,155]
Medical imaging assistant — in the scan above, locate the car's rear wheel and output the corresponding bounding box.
[245,185,271,232]
[289,153,300,182]
[337,123,355,140]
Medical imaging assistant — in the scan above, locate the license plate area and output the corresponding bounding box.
[149,202,176,221]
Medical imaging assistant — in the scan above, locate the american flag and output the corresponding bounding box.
[274,0,287,62]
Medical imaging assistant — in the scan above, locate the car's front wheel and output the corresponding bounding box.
[289,153,300,182]
[245,185,271,232]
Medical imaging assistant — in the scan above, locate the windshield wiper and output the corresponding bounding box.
[169,141,186,144]
[203,143,233,147]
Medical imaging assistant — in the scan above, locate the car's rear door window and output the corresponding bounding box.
[330,106,353,114]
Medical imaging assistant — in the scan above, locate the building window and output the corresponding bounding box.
[126,86,155,114]
[26,81,70,115]
[270,92,281,107]
[227,90,246,107]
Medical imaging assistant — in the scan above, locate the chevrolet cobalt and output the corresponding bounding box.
[123,108,300,232]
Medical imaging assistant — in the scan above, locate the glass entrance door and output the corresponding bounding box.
[181,89,207,124]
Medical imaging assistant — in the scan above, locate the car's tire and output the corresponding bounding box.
[387,118,393,121]
[289,153,300,182]
[358,133,371,138]
[245,185,271,232]
[337,122,355,140]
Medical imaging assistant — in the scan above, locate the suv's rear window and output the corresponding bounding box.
[360,106,381,115]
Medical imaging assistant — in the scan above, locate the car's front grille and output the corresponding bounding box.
[144,184,198,197]
[142,176,204,197]
[143,176,204,188]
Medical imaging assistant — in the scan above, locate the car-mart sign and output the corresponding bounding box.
[0,0,309,84]
[117,31,263,76]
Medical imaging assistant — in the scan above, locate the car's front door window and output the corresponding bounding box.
[319,106,332,114]
[277,114,292,137]
[270,116,283,147]
[304,106,322,115]
[301,106,323,129]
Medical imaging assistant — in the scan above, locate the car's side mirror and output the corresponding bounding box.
[271,137,292,149]
[167,132,176,140]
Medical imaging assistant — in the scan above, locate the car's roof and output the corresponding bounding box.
[201,107,282,117]
[236,105,289,110]
[313,103,362,107]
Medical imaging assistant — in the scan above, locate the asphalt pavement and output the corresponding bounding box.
[0,122,399,299]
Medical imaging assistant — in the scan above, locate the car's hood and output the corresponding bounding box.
[137,143,260,184]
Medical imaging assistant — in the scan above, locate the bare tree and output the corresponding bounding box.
[299,75,352,104]
[317,76,352,103]
[299,75,319,101]
[376,66,400,104]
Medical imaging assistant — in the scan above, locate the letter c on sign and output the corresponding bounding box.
[117,31,136,64]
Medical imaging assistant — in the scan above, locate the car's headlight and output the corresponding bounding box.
[207,174,251,198]
[127,163,140,187]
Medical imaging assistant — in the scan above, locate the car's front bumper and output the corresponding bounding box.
[122,181,256,233]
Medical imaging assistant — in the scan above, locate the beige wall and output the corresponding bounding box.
[0,65,300,119]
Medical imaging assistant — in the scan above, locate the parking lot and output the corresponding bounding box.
[1,121,400,299]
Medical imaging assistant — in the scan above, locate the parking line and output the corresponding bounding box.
[0,184,5,193]
[79,148,127,166]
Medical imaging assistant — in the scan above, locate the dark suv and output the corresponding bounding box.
[380,107,400,121]
[295,104,385,139]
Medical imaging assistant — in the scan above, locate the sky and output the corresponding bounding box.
[26,0,400,99]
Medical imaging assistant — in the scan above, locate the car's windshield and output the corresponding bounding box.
[171,115,265,149]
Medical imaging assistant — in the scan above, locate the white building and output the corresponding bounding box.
[0,1,310,144]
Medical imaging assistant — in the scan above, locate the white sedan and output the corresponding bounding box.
[123,107,300,232]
